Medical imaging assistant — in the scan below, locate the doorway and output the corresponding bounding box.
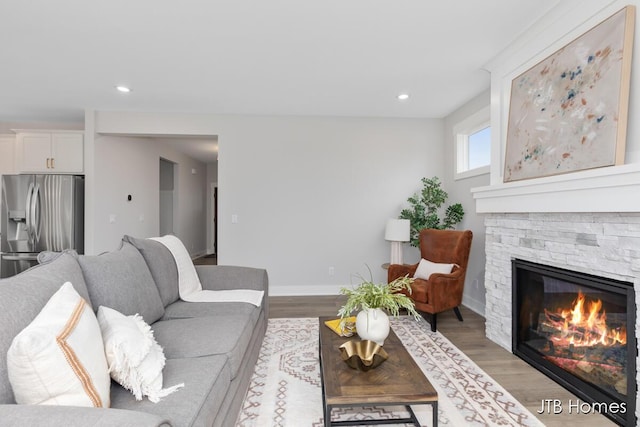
[159,158,177,236]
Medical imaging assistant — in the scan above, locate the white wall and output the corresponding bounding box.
[90,133,207,254]
[92,135,159,253]
[92,112,443,295]
[444,90,491,316]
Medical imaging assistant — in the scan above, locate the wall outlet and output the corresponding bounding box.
[328,266,335,276]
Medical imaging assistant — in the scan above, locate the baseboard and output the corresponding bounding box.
[271,285,487,320]
[462,295,485,317]
[270,283,345,296]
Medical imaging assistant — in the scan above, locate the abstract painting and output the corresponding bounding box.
[504,6,635,182]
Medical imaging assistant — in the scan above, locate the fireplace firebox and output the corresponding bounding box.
[512,259,636,426]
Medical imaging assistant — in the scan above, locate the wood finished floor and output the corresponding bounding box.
[269,296,617,427]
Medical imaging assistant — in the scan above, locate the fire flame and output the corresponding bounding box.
[545,291,626,347]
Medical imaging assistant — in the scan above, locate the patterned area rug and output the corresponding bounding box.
[236,317,543,427]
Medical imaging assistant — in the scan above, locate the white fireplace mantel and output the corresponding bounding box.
[471,163,640,213]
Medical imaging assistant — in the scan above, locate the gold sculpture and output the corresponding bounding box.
[339,340,388,371]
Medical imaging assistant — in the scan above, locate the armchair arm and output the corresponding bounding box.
[387,263,418,283]
[422,268,465,312]
[0,405,170,427]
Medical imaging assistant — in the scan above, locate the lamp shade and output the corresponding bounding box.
[384,219,410,242]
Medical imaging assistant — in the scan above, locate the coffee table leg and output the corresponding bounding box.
[432,401,438,427]
[324,404,331,427]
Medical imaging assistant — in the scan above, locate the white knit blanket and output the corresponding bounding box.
[149,235,263,307]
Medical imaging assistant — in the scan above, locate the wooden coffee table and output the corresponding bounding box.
[319,316,438,426]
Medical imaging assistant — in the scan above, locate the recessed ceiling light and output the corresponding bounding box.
[397,93,409,101]
[116,86,131,93]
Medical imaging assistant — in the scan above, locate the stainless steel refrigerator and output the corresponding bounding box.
[1,174,84,278]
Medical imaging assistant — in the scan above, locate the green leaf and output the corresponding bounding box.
[338,275,419,320]
[397,176,464,246]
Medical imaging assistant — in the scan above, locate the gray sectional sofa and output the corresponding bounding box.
[0,235,268,427]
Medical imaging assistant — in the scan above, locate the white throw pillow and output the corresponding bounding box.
[414,258,457,280]
[97,306,183,403]
[7,282,111,407]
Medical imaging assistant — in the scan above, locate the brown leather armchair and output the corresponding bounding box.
[388,228,473,332]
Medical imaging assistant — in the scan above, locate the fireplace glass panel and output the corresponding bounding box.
[512,259,635,426]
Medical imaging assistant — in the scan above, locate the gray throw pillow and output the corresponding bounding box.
[123,235,180,307]
[78,241,165,324]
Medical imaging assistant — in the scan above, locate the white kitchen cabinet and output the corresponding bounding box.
[15,131,84,173]
[0,135,16,175]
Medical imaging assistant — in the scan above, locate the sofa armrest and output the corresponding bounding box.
[195,265,268,293]
[195,265,269,317]
[0,404,171,427]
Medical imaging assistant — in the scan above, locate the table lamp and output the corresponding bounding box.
[384,219,410,265]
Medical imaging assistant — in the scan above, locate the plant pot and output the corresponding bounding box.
[356,308,390,346]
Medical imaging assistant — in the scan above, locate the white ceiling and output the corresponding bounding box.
[2,1,560,164]
[1,0,561,124]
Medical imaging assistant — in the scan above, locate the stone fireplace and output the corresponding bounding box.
[482,211,640,425]
[470,2,640,418]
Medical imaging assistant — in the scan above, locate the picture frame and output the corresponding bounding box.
[503,6,635,183]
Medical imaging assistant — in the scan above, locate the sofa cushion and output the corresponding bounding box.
[7,282,111,408]
[78,241,165,324]
[0,251,90,404]
[162,300,260,323]
[110,355,230,427]
[152,314,255,379]
[123,235,180,307]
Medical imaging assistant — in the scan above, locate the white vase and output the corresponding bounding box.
[356,308,390,346]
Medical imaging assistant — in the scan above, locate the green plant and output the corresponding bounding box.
[338,274,419,319]
[399,176,464,247]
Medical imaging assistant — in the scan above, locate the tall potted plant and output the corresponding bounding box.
[338,275,418,345]
[399,176,464,247]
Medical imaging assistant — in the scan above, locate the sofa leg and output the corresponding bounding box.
[453,306,463,322]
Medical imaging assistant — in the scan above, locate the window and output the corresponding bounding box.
[454,105,491,179]
[467,126,491,170]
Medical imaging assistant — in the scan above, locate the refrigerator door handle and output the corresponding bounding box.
[25,182,34,245]
[31,182,41,244]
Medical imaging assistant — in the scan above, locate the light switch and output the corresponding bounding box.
[231,214,238,224]
[109,214,116,223]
